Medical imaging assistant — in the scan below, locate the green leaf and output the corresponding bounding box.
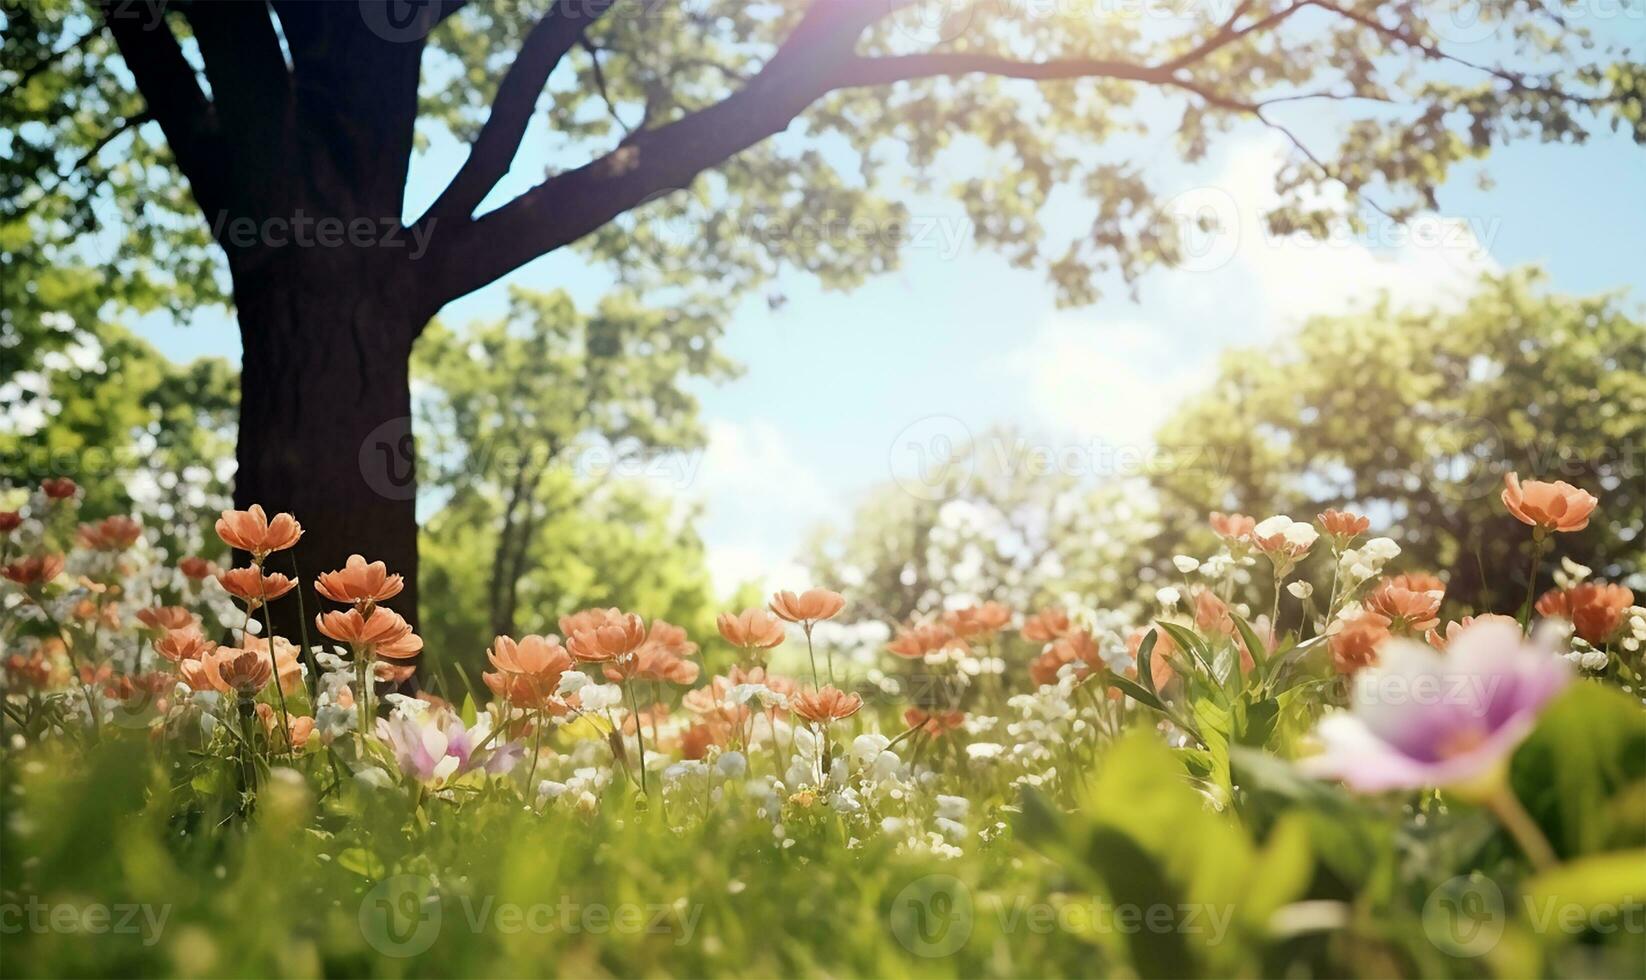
[1155,621,1218,685]
[1137,627,1159,693]
[1511,684,1646,857]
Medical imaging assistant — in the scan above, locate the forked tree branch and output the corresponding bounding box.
[421,0,1590,307]
[419,0,619,225]
[99,0,226,212]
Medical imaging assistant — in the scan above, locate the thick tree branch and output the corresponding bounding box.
[422,0,1333,305]
[184,0,292,206]
[419,0,618,225]
[423,0,892,302]
[100,0,226,213]
[184,2,290,134]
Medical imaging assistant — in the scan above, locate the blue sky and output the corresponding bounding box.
[132,59,1646,596]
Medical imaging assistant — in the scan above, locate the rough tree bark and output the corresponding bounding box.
[231,257,423,636]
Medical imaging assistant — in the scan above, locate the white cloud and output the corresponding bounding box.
[1005,317,1209,447]
[1012,136,1500,443]
[687,418,836,597]
[1180,137,1500,329]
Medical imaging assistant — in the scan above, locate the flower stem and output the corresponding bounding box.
[804,624,821,687]
[1519,533,1546,633]
[1485,784,1558,871]
[625,680,649,797]
[258,598,293,755]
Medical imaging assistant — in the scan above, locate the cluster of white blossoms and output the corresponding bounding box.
[1336,537,1402,591]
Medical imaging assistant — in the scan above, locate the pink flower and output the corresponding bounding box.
[1303,620,1568,793]
[375,709,521,785]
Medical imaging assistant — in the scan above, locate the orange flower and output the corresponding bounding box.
[315,607,421,661]
[1501,473,1598,534]
[154,626,216,664]
[213,648,274,695]
[178,656,220,692]
[566,612,647,677]
[1385,572,1446,596]
[215,505,303,559]
[944,601,1012,639]
[728,663,797,697]
[716,608,786,651]
[1329,611,1391,675]
[178,556,215,580]
[1365,580,1442,634]
[641,619,697,659]
[0,512,20,534]
[314,554,404,609]
[1029,645,1074,687]
[557,606,626,637]
[483,634,576,712]
[790,685,862,724]
[488,634,573,677]
[2,554,65,587]
[40,478,77,500]
[76,515,142,551]
[1425,613,1518,651]
[1049,629,1102,675]
[1194,590,1235,635]
[904,707,966,736]
[769,588,846,626]
[615,644,701,685]
[681,675,752,729]
[6,652,54,691]
[243,634,305,694]
[886,622,961,659]
[1210,511,1256,546]
[217,566,296,607]
[256,704,317,750]
[1317,509,1370,545]
[678,723,725,760]
[1127,627,1179,690]
[1536,582,1635,645]
[1020,606,1071,644]
[136,605,196,632]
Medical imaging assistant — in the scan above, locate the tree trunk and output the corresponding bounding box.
[230,257,423,642]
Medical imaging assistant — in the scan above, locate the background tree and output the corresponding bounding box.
[412,285,729,640]
[1152,268,1646,612]
[1,258,237,558]
[804,427,1170,625]
[418,476,719,690]
[6,0,1642,627]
